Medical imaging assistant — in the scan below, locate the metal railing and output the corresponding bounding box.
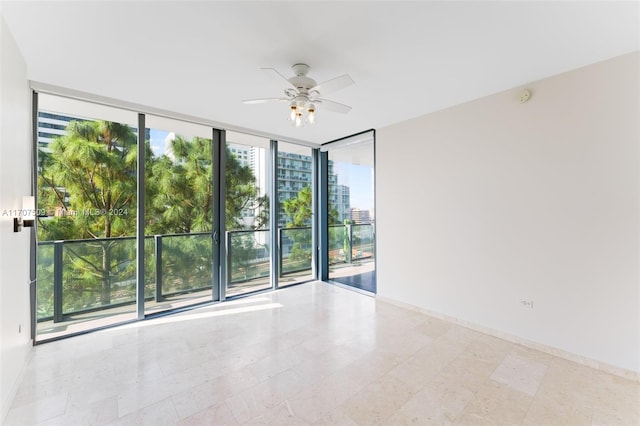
[278,227,313,276]
[328,224,375,265]
[226,229,270,285]
[37,232,213,323]
[37,223,374,323]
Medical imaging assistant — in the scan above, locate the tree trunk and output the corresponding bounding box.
[101,243,111,305]
[102,192,112,305]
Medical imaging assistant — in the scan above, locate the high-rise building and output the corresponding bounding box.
[350,208,370,224]
[228,144,250,167]
[276,153,351,226]
[276,151,313,227]
[335,185,351,223]
[37,111,86,152]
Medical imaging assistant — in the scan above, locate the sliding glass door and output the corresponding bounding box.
[276,142,315,287]
[224,131,272,297]
[322,131,376,293]
[36,94,140,339]
[143,115,218,315]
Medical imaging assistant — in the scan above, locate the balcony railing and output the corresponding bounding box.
[328,224,375,264]
[36,223,374,323]
[37,232,213,323]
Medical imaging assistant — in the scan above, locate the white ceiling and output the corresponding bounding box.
[2,1,638,146]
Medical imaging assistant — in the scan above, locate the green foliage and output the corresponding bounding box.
[283,186,312,227]
[328,225,345,264]
[36,120,268,317]
[280,185,340,269]
[281,186,313,266]
[280,227,312,274]
[146,136,213,234]
[229,232,269,283]
[38,120,138,241]
[282,184,339,227]
[37,121,138,306]
[159,234,213,294]
[225,149,269,230]
[343,219,354,262]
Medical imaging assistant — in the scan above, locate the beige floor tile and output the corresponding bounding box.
[106,397,179,426]
[456,380,533,425]
[311,409,359,426]
[39,395,119,426]
[412,316,453,339]
[281,366,370,423]
[340,374,417,425]
[3,393,68,426]
[177,402,239,426]
[171,368,259,420]
[4,282,639,426]
[224,369,306,424]
[490,353,548,396]
[390,379,475,425]
[523,393,593,425]
[251,399,313,425]
[435,360,492,396]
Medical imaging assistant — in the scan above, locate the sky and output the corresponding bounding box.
[149,129,169,156]
[335,162,375,213]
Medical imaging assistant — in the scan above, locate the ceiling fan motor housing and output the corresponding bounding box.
[288,63,317,95]
[288,76,317,94]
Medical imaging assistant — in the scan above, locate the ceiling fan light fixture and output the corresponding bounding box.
[288,98,316,127]
[307,104,316,124]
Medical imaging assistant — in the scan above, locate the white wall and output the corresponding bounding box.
[377,52,640,374]
[0,14,33,421]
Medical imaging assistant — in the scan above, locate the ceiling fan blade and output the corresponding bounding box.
[316,98,352,114]
[311,74,354,96]
[242,98,289,104]
[261,67,297,90]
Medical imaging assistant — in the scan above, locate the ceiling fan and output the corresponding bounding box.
[242,63,354,127]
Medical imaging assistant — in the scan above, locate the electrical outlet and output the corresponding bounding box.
[520,300,534,309]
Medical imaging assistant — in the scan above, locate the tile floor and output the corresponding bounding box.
[4,281,639,425]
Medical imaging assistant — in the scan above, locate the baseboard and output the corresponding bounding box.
[375,295,640,383]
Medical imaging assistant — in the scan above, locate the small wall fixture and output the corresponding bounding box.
[519,88,531,103]
[13,196,35,232]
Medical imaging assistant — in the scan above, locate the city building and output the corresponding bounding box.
[349,207,370,224]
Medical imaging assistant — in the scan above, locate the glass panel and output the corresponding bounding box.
[277,141,314,287]
[227,230,270,295]
[35,243,54,321]
[36,94,139,340]
[144,115,215,315]
[326,132,376,292]
[225,131,271,297]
